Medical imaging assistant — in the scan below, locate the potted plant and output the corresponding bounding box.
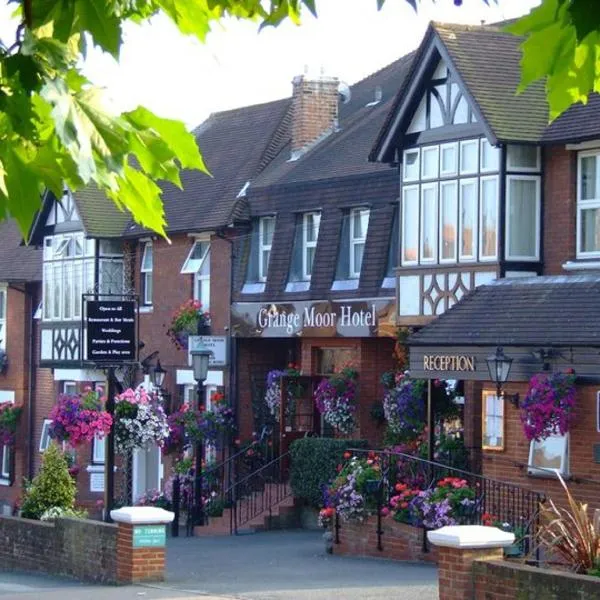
[520,371,576,441]
[166,299,210,350]
[113,387,170,453]
[0,402,22,446]
[314,367,358,435]
[48,389,112,447]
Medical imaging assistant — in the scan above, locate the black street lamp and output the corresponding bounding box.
[191,348,211,528]
[486,347,518,406]
[151,359,166,389]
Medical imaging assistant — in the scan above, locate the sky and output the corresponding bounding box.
[1,0,541,129]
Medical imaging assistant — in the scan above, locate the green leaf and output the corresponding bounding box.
[74,0,122,58]
[567,0,600,42]
[125,106,209,173]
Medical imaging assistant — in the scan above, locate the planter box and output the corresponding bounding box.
[333,515,438,563]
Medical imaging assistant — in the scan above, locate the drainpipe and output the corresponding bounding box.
[26,284,35,479]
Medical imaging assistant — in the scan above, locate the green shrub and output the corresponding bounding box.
[290,437,368,507]
[21,443,76,520]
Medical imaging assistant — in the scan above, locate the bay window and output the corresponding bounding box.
[440,181,458,262]
[42,233,95,321]
[0,286,6,350]
[140,242,153,305]
[506,176,540,261]
[459,179,477,261]
[259,216,275,282]
[420,183,438,262]
[480,176,499,260]
[302,212,321,280]
[349,208,369,278]
[577,152,600,257]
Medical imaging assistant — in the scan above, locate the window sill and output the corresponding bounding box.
[331,279,359,291]
[139,305,153,313]
[563,260,600,271]
[285,281,310,293]
[0,478,11,487]
[527,468,569,479]
[241,283,265,294]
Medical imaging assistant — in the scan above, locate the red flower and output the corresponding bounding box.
[343,451,351,460]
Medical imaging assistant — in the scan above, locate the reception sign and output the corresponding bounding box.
[231,299,396,338]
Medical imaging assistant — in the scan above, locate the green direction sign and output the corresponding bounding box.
[132,525,166,548]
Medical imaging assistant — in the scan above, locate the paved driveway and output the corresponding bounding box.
[163,530,439,600]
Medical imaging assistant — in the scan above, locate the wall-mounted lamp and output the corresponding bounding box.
[485,347,520,408]
[531,348,565,371]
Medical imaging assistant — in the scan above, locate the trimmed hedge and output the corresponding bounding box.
[290,437,368,507]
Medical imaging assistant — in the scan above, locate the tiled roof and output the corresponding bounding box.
[435,23,549,143]
[125,98,292,236]
[252,54,414,189]
[73,186,132,239]
[408,276,600,348]
[542,94,600,144]
[0,220,41,282]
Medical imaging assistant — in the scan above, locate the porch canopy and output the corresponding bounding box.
[407,275,600,383]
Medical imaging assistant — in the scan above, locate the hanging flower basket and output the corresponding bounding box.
[382,372,425,437]
[48,390,112,447]
[114,388,170,453]
[520,371,577,441]
[264,364,302,421]
[314,367,358,435]
[166,299,210,350]
[0,402,22,446]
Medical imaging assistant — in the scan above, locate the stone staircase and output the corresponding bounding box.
[193,482,296,536]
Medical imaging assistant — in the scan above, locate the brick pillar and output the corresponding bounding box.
[427,525,514,600]
[111,506,174,584]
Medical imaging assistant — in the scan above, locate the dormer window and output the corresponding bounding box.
[259,216,275,282]
[350,208,369,279]
[302,212,321,280]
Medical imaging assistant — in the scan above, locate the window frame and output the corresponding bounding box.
[480,139,500,173]
[528,434,569,477]
[140,241,153,306]
[39,419,53,452]
[258,216,275,282]
[505,174,541,262]
[440,142,458,178]
[63,381,77,396]
[459,139,479,175]
[92,435,106,465]
[421,145,439,181]
[481,390,504,451]
[302,212,321,281]
[507,145,541,173]
[439,180,458,264]
[403,149,420,182]
[459,178,478,262]
[401,185,420,266]
[0,445,10,480]
[479,175,499,261]
[181,240,209,275]
[349,207,370,279]
[0,284,6,351]
[576,151,600,258]
[419,182,438,264]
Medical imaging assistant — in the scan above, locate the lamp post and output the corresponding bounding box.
[486,347,513,399]
[191,348,211,528]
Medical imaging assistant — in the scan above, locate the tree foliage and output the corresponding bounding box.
[1,0,599,237]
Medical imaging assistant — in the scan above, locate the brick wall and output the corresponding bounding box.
[334,515,437,563]
[543,145,577,275]
[472,559,600,600]
[0,516,118,583]
[464,381,600,511]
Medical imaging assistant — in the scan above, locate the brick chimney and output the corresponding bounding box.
[291,74,339,160]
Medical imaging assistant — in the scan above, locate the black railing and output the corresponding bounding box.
[229,452,291,535]
[347,448,545,558]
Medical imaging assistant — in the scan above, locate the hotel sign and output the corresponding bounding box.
[423,355,476,372]
[231,299,396,338]
[86,300,136,363]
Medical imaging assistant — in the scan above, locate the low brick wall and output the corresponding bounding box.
[473,560,600,600]
[334,516,438,563]
[0,516,118,584]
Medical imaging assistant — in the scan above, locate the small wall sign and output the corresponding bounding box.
[423,355,476,372]
[132,525,166,548]
[86,300,137,363]
[188,335,228,367]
